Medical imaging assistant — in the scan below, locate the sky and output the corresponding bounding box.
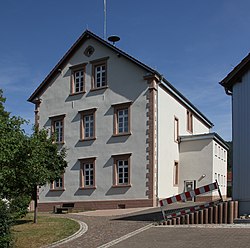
[1,0,250,141]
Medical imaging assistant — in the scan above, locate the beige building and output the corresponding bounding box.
[29,30,227,211]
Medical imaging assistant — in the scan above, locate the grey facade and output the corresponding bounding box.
[220,53,250,215]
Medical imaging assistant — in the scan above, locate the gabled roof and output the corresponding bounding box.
[220,53,250,94]
[28,29,213,128]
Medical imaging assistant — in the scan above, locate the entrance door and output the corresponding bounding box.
[184,180,195,201]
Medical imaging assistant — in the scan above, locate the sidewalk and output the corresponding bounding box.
[72,207,154,217]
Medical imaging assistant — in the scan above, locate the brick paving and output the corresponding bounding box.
[48,203,250,248]
[56,214,150,248]
[112,226,250,248]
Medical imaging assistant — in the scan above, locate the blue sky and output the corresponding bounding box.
[1,0,250,141]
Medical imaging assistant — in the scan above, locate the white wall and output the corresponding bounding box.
[37,38,150,202]
[212,141,227,197]
[157,85,210,199]
[179,139,213,196]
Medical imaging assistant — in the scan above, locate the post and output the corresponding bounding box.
[216,179,223,202]
[33,185,38,224]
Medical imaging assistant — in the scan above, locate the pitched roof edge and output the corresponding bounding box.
[27,30,157,103]
[220,53,250,94]
[160,78,213,128]
[27,29,213,128]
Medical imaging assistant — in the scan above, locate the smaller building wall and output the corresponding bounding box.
[212,141,227,197]
[179,136,227,201]
[157,85,211,199]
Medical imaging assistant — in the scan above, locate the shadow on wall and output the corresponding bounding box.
[75,139,95,147]
[106,135,130,144]
[103,157,113,168]
[74,188,95,196]
[105,186,130,196]
[45,190,64,197]
[71,160,80,170]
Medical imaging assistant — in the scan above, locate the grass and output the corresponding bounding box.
[12,213,80,248]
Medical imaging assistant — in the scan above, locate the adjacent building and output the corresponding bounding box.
[220,53,250,215]
[28,30,227,211]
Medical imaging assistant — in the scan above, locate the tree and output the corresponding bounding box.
[0,89,67,223]
[26,129,67,223]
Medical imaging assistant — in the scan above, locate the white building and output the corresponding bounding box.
[29,30,227,211]
[220,53,250,215]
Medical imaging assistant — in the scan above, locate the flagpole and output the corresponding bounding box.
[104,0,107,40]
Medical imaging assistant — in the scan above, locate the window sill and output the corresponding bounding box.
[90,85,109,92]
[50,188,65,192]
[112,132,132,137]
[79,137,96,142]
[112,184,132,188]
[69,91,86,96]
[79,186,97,190]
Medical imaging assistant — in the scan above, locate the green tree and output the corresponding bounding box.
[0,199,13,248]
[0,89,67,223]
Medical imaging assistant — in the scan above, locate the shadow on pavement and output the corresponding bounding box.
[113,202,205,222]
[113,208,162,222]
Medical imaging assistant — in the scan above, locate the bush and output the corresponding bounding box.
[0,199,13,248]
[9,195,30,220]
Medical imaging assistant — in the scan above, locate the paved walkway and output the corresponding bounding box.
[112,226,250,248]
[55,207,156,248]
[48,203,250,248]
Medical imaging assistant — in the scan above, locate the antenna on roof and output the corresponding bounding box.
[104,0,107,40]
[108,35,120,46]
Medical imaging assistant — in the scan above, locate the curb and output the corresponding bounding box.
[42,218,88,248]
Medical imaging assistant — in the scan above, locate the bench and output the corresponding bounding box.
[54,203,75,213]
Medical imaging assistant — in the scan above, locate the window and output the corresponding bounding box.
[51,175,64,190]
[174,117,179,142]
[70,63,86,94]
[173,161,179,186]
[112,102,132,136]
[50,114,66,143]
[91,57,108,90]
[112,154,131,187]
[187,110,193,133]
[215,143,218,157]
[79,108,97,140]
[79,157,96,189]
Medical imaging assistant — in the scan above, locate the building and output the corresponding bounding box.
[220,53,250,215]
[28,30,227,211]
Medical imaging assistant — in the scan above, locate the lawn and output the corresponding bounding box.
[12,213,80,248]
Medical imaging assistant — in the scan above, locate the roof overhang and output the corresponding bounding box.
[220,53,250,95]
[180,132,229,150]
